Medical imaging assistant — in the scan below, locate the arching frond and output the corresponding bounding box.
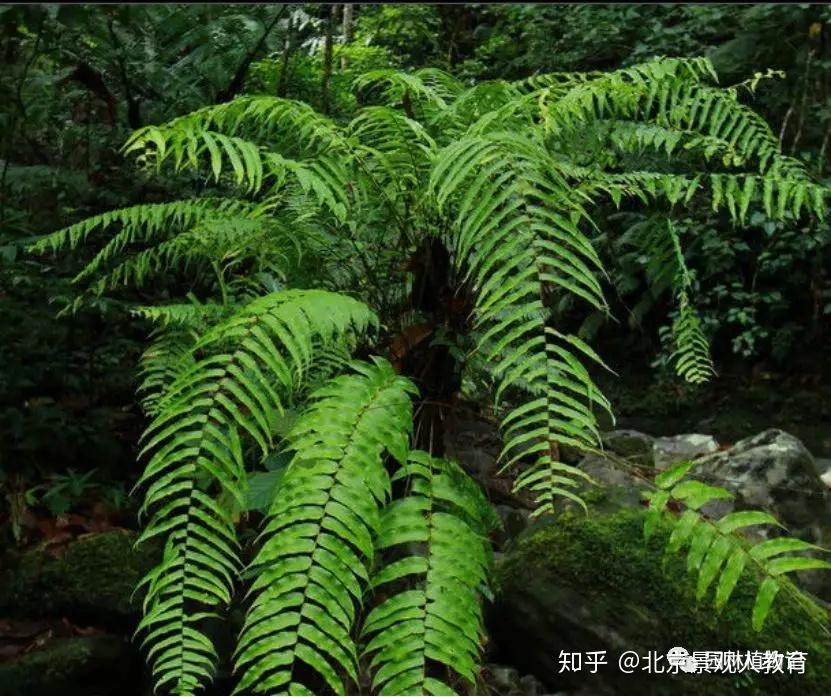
[125,96,346,163]
[134,290,376,694]
[622,216,715,384]
[361,450,493,696]
[349,106,437,188]
[430,129,613,513]
[28,198,262,256]
[135,299,234,416]
[235,358,416,694]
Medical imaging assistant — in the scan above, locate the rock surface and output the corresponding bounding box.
[692,429,831,542]
[0,635,143,695]
[0,531,159,695]
[601,429,655,465]
[0,530,159,623]
[652,433,719,470]
[443,414,501,478]
[477,663,548,695]
[691,429,831,599]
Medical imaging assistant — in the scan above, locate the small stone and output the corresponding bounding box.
[692,429,831,599]
[815,457,831,487]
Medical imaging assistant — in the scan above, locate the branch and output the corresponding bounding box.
[216,7,286,103]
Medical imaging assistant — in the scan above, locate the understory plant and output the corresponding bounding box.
[32,57,831,694]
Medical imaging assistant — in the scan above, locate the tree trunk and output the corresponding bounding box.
[401,237,471,456]
[340,4,353,70]
[320,5,337,115]
[276,14,294,97]
[217,7,285,103]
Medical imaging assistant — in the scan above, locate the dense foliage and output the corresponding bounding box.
[4,4,831,696]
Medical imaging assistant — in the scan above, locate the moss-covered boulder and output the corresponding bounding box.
[0,635,143,695]
[489,509,831,695]
[0,531,160,624]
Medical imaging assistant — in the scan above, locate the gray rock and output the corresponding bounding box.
[479,663,547,695]
[489,509,831,695]
[601,429,655,465]
[652,433,718,470]
[0,635,142,693]
[443,415,501,478]
[693,429,831,539]
[495,504,531,545]
[693,429,831,599]
[816,457,831,489]
[575,454,645,513]
[0,530,160,621]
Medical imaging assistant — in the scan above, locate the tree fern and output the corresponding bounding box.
[29,54,831,695]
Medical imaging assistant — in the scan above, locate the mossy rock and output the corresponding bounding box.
[0,635,143,695]
[0,531,160,625]
[490,509,831,695]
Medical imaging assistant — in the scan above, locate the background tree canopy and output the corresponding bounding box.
[2,4,831,696]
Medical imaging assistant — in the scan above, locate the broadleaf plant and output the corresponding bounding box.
[31,56,831,694]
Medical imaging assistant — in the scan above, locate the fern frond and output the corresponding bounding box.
[125,96,346,162]
[135,299,234,417]
[234,358,416,694]
[80,217,279,299]
[349,106,437,189]
[430,130,613,513]
[27,198,261,256]
[433,81,523,138]
[353,69,457,113]
[671,290,716,384]
[361,450,492,696]
[622,216,715,383]
[135,290,376,694]
[646,461,831,632]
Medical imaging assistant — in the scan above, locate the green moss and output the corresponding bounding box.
[0,531,160,621]
[0,636,141,694]
[496,509,831,694]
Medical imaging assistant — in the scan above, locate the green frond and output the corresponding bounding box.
[430,130,613,513]
[125,95,346,163]
[646,462,831,632]
[133,298,234,329]
[79,216,280,300]
[234,358,417,695]
[671,290,716,384]
[621,217,715,384]
[433,81,523,138]
[353,69,458,114]
[361,450,492,696]
[27,198,261,256]
[136,299,234,417]
[349,106,437,188]
[135,290,377,694]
